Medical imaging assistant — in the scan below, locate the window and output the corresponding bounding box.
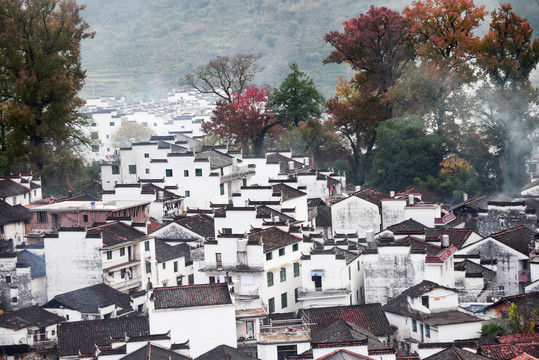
[209,276,216,284]
[422,296,429,308]
[154,122,157,127]
[425,324,431,338]
[12,297,17,303]
[222,228,232,234]
[144,153,149,158]
[267,272,274,287]
[144,241,150,251]
[185,190,190,197]
[5,275,11,284]
[268,297,275,313]
[177,276,183,285]
[530,163,537,172]
[106,251,112,260]
[145,262,151,273]
[37,211,48,223]
[348,267,351,280]
[121,268,126,278]
[83,214,89,222]
[358,261,361,271]
[110,122,115,126]
[220,183,225,195]
[216,253,222,268]
[91,131,98,139]
[108,271,114,278]
[188,274,194,285]
[266,252,273,261]
[142,122,148,127]
[280,267,286,282]
[281,292,288,309]
[145,168,150,174]
[242,178,247,186]
[195,168,202,176]
[111,165,120,175]
[174,261,178,272]
[498,285,505,296]
[166,169,173,177]
[184,170,189,177]
[279,248,285,256]
[91,122,96,127]
[91,145,99,152]
[295,288,299,303]
[412,319,417,332]
[128,165,137,174]
[162,262,166,269]
[292,243,299,252]
[293,263,300,277]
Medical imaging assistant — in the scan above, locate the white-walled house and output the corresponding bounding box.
[44,228,103,300]
[0,200,30,246]
[43,283,135,322]
[148,283,236,358]
[298,240,362,307]
[383,281,484,350]
[331,189,383,238]
[0,305,64,346]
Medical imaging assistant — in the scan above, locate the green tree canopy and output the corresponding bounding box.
[270,64,325,127]
[368,116,444,192]
[111,122,155,149]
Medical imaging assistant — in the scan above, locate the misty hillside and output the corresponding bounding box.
[79,0,539,102]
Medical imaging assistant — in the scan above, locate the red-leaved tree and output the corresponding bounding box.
[202,87,283,156]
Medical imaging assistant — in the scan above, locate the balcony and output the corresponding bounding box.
[259,319,310,344]
[297,286,351,301]
[200,262,263,273]
[105,276,142,293]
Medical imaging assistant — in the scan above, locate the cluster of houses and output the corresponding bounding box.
[0,121,538,359]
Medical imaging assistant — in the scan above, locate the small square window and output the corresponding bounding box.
[166,169,173,177]
[266,252,273,261]
[144,153,149,158]
[91,132,98,139]
[91,145,99,152]
[91,122,96,127]
[222,228,232,234]
[177,276,182,285]
[145,168,150,174]
[220,183,225,195]
[128,165,136,174]
[112,165,120,175]
[162,262,166,269]
[292,243,298,252]
[185,190,190,197]
[174,261,178,272]
[195,168,202,176]
[279,248,285,256]
[5,275,11,284]
[145,241,150,251]
[83,214,89,222]
[184,170,189,177]
[106,251,112,260]
[12,297,17,303]
[109,122,115,126]
[120,247,125,256]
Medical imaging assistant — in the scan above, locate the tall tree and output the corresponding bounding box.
[269,64,325,127]
[202,86,282,156]
[403,0,487,134]
[368,116,444,193]
[473,3,539,193]
[179,53,263,103]
[324,5,415,95]
[111,122,155,149]
[0,0,93,178]
[325,78,388,184]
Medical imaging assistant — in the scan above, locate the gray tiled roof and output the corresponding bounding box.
[155,240,190,263]
[120,343,191,360]
[0,305,64,330]
[195,344,260,360]
[57,316,150,357]
[152,283,232,310]
[44,283,133,314]
[17,250,45,278]
[248,227,302,253]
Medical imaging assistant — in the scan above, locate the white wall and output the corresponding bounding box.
[332,197,381,237]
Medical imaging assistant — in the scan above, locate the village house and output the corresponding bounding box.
[475,201,536,238]
[456,226,534,297]
[43,283,135,321]
[0,174,42,206]
[0,200,30,247]
[148,283,237,358]
[150,213,213,247]
[383,281,484,353]
[0,305,64,347]
[0,248,46,309]
[331,189,384,238]
[27,199,151,236]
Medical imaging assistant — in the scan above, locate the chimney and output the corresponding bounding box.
[441,234,450,248]
[408,194,414,205]
[288,161,294,170]
[390,191,395,198]
[355,185,361,192]
[366,229,374,243]
[463,193,468,202]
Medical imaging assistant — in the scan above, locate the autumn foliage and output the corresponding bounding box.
[202,87,283,156]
